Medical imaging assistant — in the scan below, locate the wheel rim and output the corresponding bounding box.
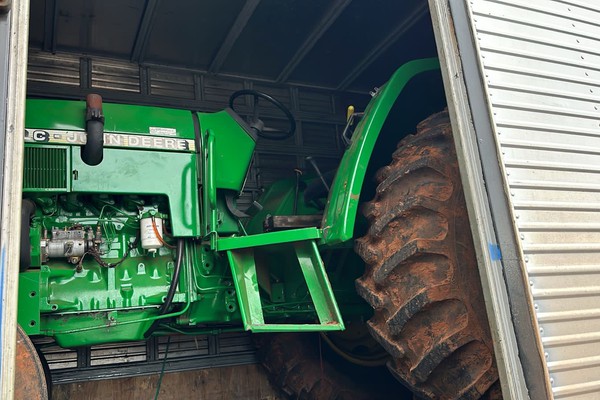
[321,319,388,367]
[15,325,49,400]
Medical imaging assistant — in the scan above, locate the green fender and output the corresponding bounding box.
[320,58,441,245]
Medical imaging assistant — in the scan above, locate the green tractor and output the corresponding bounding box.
[18,58,499,399]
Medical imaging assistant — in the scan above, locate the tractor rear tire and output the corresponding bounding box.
[354,110,500,399]
[256,332,405,400]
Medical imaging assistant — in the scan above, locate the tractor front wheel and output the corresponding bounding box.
[354,110,501,399]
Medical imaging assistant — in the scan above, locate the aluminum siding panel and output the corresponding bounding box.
[468,1,600,398]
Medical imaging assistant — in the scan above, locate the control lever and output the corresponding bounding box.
[341,107,364,147]
[305,156,330,192]
[293,168,302,214]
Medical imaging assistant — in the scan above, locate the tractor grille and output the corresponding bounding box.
[23,146,69,191]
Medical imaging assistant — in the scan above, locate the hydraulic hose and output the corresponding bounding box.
[144,238,184,338]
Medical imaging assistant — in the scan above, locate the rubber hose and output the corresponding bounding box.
[144,239,184,338]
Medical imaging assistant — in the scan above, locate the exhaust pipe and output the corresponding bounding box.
[81,94,104,166]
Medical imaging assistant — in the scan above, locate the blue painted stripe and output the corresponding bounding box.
[488,243,502,261]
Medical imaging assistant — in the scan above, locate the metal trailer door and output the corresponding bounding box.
[0,0,29,399]
[431,0,600,399]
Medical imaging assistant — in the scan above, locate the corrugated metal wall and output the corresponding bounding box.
[467,1,600,398]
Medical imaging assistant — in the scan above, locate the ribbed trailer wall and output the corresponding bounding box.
[467,1,600,398]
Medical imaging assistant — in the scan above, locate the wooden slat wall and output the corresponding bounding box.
[53,365,283,400]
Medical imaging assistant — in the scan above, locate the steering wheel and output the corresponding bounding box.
[229,90,296,140]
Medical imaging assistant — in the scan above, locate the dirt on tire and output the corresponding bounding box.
[256,332,407,400]
[354,110,500,399]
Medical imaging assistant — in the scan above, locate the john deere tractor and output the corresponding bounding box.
[17,58,499,399]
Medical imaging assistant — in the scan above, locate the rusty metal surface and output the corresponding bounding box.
[355,110,500,399]
[264,215,323,231]
[14,326,48,400]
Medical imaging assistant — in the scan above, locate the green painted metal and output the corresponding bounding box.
[17,59,445,346]
[18,192,180,344]
[44,310,157,347]
[202,128,218,245]
[28,218,42,268]
[293,241,343,326]
[227,248,263,330]
[19,112,327,344]
[248,323,344,333]
[217,227,322,251]
[197,110,256,191]
[23,97,202,237]
[214,194,242,234]
[244,175,325,235]
[19,239,194,347]
[19,94,360,347]
[321,58,441,245]
[242,173,373,320]
[226,239,343,333]
[176,242,243,327]
[44,304,196,347]
[18,273,41,335]
[23,145,70,192]
[17,187,341,344]
[38,259,176,313]
[70,147,200,237]
[26,99,196,139]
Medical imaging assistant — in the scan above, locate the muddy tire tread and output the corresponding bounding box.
[355,110,499,400]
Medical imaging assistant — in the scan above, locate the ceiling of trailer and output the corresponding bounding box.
[28,0,438,92]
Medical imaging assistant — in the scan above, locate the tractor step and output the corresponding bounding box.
[264,214,323,231]
[221,229,344,333]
